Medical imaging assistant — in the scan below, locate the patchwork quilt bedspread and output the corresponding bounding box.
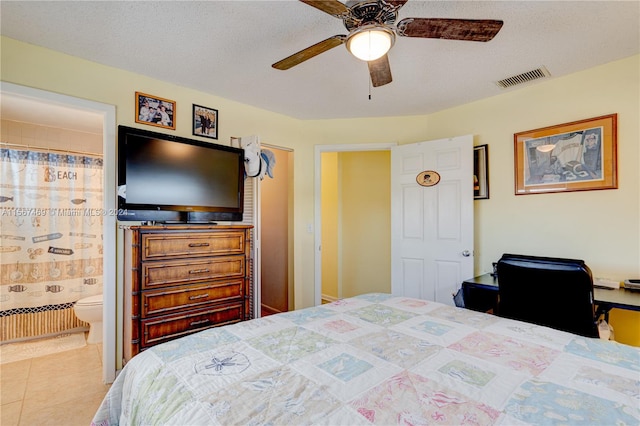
[92,294,639,425]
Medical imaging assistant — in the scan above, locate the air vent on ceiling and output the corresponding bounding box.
[495,66,550,89]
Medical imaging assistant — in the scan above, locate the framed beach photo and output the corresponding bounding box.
[514,114,617,195]
[474,144,489,200]
[192,104,218,139]
[135,92,176,130]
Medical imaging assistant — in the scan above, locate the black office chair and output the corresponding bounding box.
[496,253,599,338]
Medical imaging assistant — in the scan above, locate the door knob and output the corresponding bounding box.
[462,250,471,257]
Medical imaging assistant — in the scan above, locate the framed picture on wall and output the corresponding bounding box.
[474,144,489,199]
[135,92,176,130]
[514,114,617,195]
[192,104,218,139]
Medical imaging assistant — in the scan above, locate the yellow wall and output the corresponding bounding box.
[340,151,391,297]
[3,37,638,344]
[321,152,339,299]
[321,151,391,299]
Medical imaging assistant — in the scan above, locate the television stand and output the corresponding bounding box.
[122,224,253,362]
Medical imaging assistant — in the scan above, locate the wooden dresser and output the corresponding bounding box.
[123,224,253,363]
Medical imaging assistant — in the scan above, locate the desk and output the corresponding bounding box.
[462,273,640,321]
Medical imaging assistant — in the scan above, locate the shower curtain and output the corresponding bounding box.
[0,148,103,341]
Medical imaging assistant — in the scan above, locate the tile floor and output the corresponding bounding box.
[1,340,110,426]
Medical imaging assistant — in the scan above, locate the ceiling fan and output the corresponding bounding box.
[272,0,503,87]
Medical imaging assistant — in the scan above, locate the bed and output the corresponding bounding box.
[92,293,639,425]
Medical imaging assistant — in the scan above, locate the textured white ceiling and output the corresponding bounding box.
[1,1,639,121]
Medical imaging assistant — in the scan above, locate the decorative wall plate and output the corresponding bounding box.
[416,170,441,187]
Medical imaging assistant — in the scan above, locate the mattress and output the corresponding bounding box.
[92,293,639,425]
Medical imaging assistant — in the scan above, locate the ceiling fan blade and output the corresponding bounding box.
[379,0,409,13]
[299,0,349,18]
[272,35,346,70]
[368,55,392,87]
[397,18,504,42]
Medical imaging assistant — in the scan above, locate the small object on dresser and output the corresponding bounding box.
[623,279,640,291]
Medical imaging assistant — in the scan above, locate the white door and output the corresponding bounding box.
[391,135,474,305]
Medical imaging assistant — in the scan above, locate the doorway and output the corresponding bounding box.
[259,145,293,316]
[314,143,396,305]
[314,138,474,306]
[320,150,392,301]
[1,82,117,383]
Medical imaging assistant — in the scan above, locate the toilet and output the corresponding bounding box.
[73,294,103,344]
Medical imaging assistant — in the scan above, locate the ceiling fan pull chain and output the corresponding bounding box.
[368,75,372,100]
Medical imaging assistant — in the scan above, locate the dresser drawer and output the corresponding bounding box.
[141,303,244,347]
[142,255,245,289]
[141,231,246,260]
[141,279,244,318]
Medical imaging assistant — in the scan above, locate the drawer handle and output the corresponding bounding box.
[189,293,209,300]
[190,319,210,327]
[189,268,210,274]
[188,242,210,247]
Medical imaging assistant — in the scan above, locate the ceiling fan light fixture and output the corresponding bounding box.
[346,26,395,61]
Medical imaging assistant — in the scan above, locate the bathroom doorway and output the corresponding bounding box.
[0,82,116,383]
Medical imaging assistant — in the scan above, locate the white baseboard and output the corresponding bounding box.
[321,294,339,304]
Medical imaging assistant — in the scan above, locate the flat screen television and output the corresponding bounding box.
[117,125,244,223]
